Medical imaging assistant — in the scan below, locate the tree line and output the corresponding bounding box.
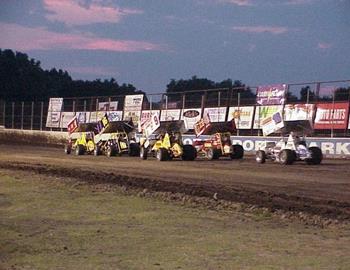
[0,49,349,102]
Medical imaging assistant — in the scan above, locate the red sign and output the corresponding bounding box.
[314,102,349,129]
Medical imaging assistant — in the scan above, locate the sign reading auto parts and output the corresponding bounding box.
[314,102,350,129]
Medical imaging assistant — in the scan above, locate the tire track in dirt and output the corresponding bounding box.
[0,160,349,222]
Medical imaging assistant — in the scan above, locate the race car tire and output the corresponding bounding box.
[279,149,294,165]
[129,143,140,157]
[75,144,85,156]
[64,144,71,155]
[207,148,220,160]
[306,147,323,165]
[106,145,117,157]
[182,145,197,161]
[256,150,266,164]
[140,146,148,160]
[230,144,244,159]
[156,148,168,161]
[94,146,101,156]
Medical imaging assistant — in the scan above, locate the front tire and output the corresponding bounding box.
[75,144,85,156]
[94,146,101,156]
[156,148,168,161]
[106,145,117,157]
[140,146,148,160]
[129,143,140,157]
[64,144,71,155]
[256,150,266,164]
[279,149,294,165]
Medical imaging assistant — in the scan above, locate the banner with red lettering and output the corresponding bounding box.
[314,102,349,129]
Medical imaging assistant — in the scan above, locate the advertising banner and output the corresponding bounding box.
[314,102,349,129]
[284,104,315,121]
[59,112,75,128]
[256,84,287,105]
[124,94,144,111]
[123,94,144,122]
[227,106,254,129]
[46,97,63,128]
[141,110,160,125]
[253,105,283,129]
[75,111,91,124]
[98,101,118,111]
[123,110,142,123]
[182,108,202,129]
[203,107,227,122]
[160,109,181,121]
[107,111,123,122]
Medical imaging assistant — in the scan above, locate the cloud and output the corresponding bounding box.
[317,42,332,50]
[43,0,143,26]
[232,26,288,34]
[285,0,314,5]
[0,23,163,52]
[67,66,118,76]
[218,0,253,6]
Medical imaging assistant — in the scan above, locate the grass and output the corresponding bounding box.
[0,170,350,270]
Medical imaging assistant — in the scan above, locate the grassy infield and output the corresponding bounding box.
[1,170,350,270]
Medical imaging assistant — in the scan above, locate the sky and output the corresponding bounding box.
[1,0,350,94]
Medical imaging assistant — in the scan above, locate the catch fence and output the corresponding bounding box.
[1,79,350,137]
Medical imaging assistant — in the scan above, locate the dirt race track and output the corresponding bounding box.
[0,144,350,222]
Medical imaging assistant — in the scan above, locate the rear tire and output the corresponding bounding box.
[140,146,148,160]
[279,149,294,165]
[306,147,323,165]
[182,145,197,161]
[256,150,266,164]
[156,148,168,161]
[129,143,140,156]
[75,144,85,156]
[230,144,244,159]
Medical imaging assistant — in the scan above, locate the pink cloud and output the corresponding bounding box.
[43,0,142,26]
[232,26,288,34]
[0,23,163,52]
[318,42,332,50]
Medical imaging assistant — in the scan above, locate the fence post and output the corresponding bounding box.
[31,101,34,130]
[237,92,240,136]
[21,101,24,129]
[11,102,15,129]
[83,99,87,112]
[218,91,221,107]
[2,101,5,127]
[150,95,153,111]
[182,94,186,110]
[40,102,43,130]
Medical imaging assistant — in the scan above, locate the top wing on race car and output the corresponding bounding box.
[281,120,314,136]
[152,120,188,135]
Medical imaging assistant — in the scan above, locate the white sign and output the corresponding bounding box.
[123,94,144,122]
[253,105,283,129]
[98,101,118,111]
[182,108,202,129]
[227,106,254,129]
[160,109,181,121]
[203,107,227,122]
[46,98,63,128]
[284,104,314,121]
[124,95,144,111]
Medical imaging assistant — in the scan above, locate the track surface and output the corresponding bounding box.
[0,144,350,220]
